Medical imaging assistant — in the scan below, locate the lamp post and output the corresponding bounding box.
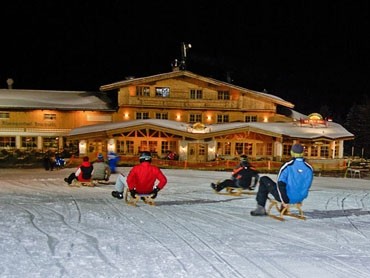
[180,42,191,70]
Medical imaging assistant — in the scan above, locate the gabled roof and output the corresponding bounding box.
[68,119,354,141]
[99,70,294,108]
[0,89,115,111]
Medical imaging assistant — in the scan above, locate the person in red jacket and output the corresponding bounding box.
[64,156,94,185]
[112,151,167,199]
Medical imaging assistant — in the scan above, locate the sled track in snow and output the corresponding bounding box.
[163,198,370,278]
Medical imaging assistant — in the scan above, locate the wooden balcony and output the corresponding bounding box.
[126,97,240,110]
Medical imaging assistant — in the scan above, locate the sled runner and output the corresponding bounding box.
[93,180,114,185]
[69,180,95,187]
[215,187,256,196]
[124,188,156,206]
[267,199,306,221]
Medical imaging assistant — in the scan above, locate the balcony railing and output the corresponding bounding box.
[127,97,240,109]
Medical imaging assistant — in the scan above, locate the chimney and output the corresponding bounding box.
[171,59,180,72]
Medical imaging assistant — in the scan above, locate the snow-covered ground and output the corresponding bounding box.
[1,167,370,278]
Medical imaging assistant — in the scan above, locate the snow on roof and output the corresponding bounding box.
[69,119,354,140]
[69,119,190,136]
[0,89,113,111]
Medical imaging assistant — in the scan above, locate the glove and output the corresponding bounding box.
[130,189,137,198]
[151,187,160,199]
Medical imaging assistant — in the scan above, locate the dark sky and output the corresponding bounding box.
[1,1,369,121]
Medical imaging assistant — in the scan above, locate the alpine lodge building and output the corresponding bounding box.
[0,69,354,171]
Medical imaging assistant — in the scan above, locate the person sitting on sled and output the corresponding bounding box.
[211,160,259,192]
[250,143,313,216]
[111,172,127,199]
[112,151,167,200]
[92,153,111,181]
[64,156,94,185]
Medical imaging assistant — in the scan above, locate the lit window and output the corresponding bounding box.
[22,137,37,149]
[155,87,170,97]
[0,136,16,148]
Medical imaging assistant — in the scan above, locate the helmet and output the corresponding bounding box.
[139,151,152,163]
[240,160,251,167]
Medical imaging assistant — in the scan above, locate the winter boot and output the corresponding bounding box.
[211,183,221,192]
[250,205,267,216]
[247,185,256,191]
[112,191,123,199]
[64,177,72,185]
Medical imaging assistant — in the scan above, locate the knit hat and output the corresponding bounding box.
[291,144,304,157]
[97,153,104,160]
[139,151,152,163]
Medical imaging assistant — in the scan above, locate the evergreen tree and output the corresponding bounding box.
[344,95,370,158]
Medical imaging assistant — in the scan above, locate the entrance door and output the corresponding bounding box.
[187,143,208,162]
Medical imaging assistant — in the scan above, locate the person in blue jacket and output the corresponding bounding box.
[107,151,120,173]
[250,143,314,216]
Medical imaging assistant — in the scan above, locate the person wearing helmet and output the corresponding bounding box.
[112,151,167,200]
[211,159,259,193]
[250,143,314,216]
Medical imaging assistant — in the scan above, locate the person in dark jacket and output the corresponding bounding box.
[211,160,260,192]
[43,150,54,171]
[112,151,167,199]
[250,143,314,216]
[64,156,94,185]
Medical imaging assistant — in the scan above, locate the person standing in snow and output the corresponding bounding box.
[250,143,314,216]
[112,151,167,200]
[107,151,119,173]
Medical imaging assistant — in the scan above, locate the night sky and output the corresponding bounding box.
[1,1,369,122]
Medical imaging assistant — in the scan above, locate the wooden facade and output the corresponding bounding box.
[0,70,354,166]
[70,70,354,163]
